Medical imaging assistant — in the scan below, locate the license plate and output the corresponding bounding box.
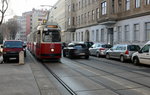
[9,58,17,60]
[79,53,85,55]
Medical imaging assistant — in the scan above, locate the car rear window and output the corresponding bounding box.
[128,45,140,51]
[4,41,23,48]
[102,44,112,48]
[74,44,87,49]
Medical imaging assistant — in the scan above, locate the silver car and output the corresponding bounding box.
[106,44,140,62]
[89,43,112,57]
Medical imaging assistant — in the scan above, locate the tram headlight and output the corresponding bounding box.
[51,49,54,52]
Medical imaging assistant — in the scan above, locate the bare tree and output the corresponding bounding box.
[0,0,8,25]
[7,19,19,40]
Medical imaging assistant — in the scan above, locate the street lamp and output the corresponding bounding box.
[40,5,57,22]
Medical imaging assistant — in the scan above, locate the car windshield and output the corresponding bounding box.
[74,44,87,49]
[42,30,61,42]
[4,41,23,48]
[128,45,141,51]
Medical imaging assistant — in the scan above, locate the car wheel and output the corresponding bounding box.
[85,55,89,59]
[106,53,110,59]
[96,52,100,57]
[63,51,66,57]
[120,56,125,62]
[3,57,7,63]
[133,57,139,65]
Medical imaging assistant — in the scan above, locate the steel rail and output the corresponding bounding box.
[42,63,77,95]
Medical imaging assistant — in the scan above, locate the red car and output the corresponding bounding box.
[2,40,26,62]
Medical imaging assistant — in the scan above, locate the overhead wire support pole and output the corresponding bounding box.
[40,5,57,22]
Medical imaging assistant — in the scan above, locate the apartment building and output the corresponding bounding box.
[65,0,150,46]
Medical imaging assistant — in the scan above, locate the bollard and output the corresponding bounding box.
[19,51,24,65]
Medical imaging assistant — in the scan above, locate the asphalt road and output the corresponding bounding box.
[44,56,150,95]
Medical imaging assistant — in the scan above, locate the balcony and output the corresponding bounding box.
[97,14,117,25]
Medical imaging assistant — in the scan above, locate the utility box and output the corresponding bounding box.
[19,51,24,65]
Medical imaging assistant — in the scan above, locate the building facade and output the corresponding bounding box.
[65,0,150,46]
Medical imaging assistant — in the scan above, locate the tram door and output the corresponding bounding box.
[107,28,114,45]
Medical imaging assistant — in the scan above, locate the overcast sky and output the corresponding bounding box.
[5,0,58,20]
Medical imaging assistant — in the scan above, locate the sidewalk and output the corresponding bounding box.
[0,62,40,95]
[0,55,61,95]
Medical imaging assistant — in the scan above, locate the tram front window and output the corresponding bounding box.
[42,30,61,42]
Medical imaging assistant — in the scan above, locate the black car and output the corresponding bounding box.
[78,41,94,48]
[63,42,89,59]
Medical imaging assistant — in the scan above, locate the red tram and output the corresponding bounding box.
[27,22,62,60]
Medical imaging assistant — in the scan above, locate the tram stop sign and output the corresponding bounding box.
[19,51,24,65]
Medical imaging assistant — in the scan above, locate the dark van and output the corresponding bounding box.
[2,40,26,62]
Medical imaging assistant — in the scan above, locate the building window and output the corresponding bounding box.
[78,16,80,25]
[72,3,75,11]
[81,14,83,24]
[68,5,71,12]
[72,33,75,41]
[81,32,83,41]
[135,0,140,8]
[88,0,90,5]
[72,17,75,26]
[79,2,81,9]
[82,0,83,8]
[85,0,87,7]
[124,25,130,41]
[68,18,71,25]
[126,0,130,10]
[146,0,150,5]
[134,24,140,41]
[101,29,104,42]
[76,33,77,41]
[118,26,122,42]
[96,8,100,19]
[84,13,87,24]
[76,17,78,25]
[96,29,99,42]
[112,0,115,13]
[88,11,90,22]
[145,22,150,41]
[92,10,95,20]
[101,1,107,15]
[92,30,95,41]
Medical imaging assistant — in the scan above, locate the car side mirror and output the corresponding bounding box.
[23,45,26,48]
[110,48,113,51]
[138,50,142,53]
[1,45,3,48]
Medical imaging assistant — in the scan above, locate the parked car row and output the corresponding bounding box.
[63,41,150,66]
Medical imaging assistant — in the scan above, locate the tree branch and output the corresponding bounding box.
[0,0,8,25]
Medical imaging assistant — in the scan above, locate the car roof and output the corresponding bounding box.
[145,41,150,45]
[4,40,22,42]
[68,42,86,45]
[115,44,139,46]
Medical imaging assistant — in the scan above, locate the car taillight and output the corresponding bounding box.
[100,48,105,51]
[125,50,129,54]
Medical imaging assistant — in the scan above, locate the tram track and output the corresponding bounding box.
[62,57,150,93]
[42,63,77,95]
[28,50,77,95]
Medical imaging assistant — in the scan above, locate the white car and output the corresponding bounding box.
[132,41,150,65]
